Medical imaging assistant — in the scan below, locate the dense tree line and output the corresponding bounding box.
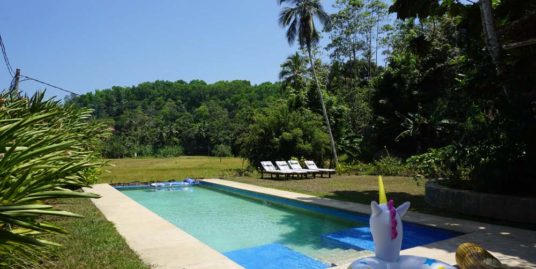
[68,0,535,195]
[68,80,283,158]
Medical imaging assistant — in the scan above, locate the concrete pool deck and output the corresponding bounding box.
[84,184,243,269]
[86,180,536,269]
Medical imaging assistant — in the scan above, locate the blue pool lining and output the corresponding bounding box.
[224,243,329,269]
[200,181,370,224]
[199,181,463,242]
[114,181,463,240]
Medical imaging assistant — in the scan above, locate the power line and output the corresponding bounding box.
[20,75,80,96]
[0,34,14,77]
[1,33,79,96]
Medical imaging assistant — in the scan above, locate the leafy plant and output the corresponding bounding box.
[0,90,109,266]
[155,146,183,157]
[238,103,330,167]
[371,156,410,176]
[406,145,471,180]
[212,144,232,162]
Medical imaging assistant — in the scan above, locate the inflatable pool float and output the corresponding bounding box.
[150,178,199,188]
[349,176,456,269]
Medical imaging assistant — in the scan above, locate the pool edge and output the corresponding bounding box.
[83,184,244,269]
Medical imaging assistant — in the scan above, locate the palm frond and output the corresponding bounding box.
[0,88,110,266]
[314,3,332,31]
[286,18,299,45]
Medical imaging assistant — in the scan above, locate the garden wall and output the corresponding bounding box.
[425,181,536,224]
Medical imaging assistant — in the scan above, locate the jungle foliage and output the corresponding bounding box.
[67,0,535,195]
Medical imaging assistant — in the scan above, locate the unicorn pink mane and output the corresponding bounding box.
[387,200,398,240]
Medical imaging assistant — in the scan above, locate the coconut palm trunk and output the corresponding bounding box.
[306,45,338,166]
[478,0,501,68]
[278,0,337,166]
[478,0,509,97]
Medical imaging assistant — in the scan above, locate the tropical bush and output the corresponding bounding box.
[212,144,232,161]
[371,156,410,176]
[338,157,411,177]
[0,90,109,267]
[155,145,183,157]
[238,103,330,168]
[406,146,471,180]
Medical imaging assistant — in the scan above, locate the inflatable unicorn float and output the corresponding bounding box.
[349,176,456,269]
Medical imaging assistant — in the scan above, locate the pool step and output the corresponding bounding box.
[224,243,329,269]
[322,227,375,251]
[313,247,372,266]
[322,225,462,252]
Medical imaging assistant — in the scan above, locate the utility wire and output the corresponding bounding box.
[20,75,80,96]
[0,34,14,77]
[1,33,79,96]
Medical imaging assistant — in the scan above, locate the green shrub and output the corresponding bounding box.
[133,144,154,157]
[406,145,471,180]
[337,157,410,176]
[337,162,373,175]
[155,145,183,157]
[372,156,410,176]
[103,136,129,158]
[213,144,233,162]
[0,90,109,266]
[238,104,330,167]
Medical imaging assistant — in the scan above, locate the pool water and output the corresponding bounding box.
[120,184,460,268]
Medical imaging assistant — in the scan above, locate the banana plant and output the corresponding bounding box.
[0,89,109,266]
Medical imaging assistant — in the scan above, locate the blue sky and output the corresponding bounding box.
[0,0,337,99]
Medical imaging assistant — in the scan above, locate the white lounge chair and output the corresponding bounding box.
[287,160,318,178]
[304,160,336,178]
[275,161,308,179]
[260,161,292,180]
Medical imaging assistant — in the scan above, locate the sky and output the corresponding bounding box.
[0,0,338,99]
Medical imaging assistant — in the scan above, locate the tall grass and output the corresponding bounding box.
[41,198,148,269]
[99,156,248,183]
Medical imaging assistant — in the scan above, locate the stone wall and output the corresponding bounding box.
[425,181,536,224]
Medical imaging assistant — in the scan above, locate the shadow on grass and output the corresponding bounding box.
[320,190,428,213]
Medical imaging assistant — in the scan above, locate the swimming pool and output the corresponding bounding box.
[118,182,461,268]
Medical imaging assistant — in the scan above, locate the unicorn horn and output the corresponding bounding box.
[378,175,387,204]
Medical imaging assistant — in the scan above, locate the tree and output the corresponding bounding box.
[389,0,504,75]
[213,144,232,162]
[239,102,330,167]
[68,80,282,158]
[327,0,389,79]
[278,0,339,166]
[279,52,308,92]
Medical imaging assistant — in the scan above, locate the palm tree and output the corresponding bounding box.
[279,52,307,92]
[278,0,338,166]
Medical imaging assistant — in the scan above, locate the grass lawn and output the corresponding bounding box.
[39,156,525,268]
[99,156,246,183]
[98,156,432,213]
[96,157,534,228]
[230,175,431,213]
[41,198,149,269]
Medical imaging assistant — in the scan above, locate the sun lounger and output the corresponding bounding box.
[304,160,336,178]
[260,161,293,180]
[287,160,318,178]
[275,161,309,179]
